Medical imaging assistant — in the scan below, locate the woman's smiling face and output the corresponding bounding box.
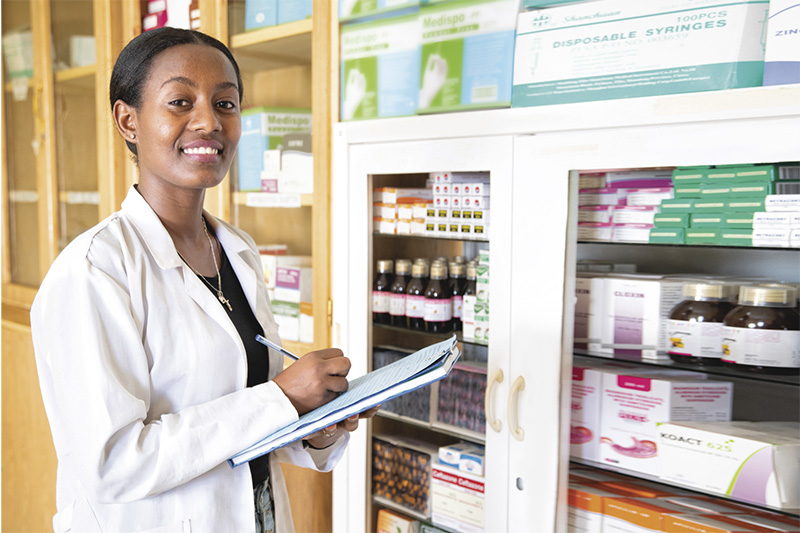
[132,43,241,192]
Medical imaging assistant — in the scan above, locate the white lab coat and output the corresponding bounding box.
[31,186,347,533]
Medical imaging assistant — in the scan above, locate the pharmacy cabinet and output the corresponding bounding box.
[330,133,515,531]
[331,85,800,533]
[2,0,124,302]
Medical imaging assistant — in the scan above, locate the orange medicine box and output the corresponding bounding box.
[595,480,677,499]
[568,483,627,533]
[603,497,699,533]
[663,513,778,533]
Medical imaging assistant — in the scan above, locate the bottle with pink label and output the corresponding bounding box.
[372,259,394,325]
[424,261,453,333]
[405,261,429,330]
[390,259,412,328]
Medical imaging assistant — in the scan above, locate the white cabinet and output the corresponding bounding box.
[331,86,800,533]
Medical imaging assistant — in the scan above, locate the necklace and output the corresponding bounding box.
[178,217,232,312]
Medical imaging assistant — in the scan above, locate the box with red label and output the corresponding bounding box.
[431,461,485,533]
[600,373,732,476]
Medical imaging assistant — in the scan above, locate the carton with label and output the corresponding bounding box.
[600,373,733,476]
[764,0,800,85]
[658,421,800,509]
[238,108,311,191]
[417,0,518,113]
[341,13,421,121]
[600,275,686,360]
[513,0,768,107]
[431,461,485,533]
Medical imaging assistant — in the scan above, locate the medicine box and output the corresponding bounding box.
[340,13,421,120]
[600,275,685,359]
[663,513,791,533]
[2,30,33,80]
[238,108,311,191]
[513,0,768,107]
[658,421,800,509]
[377,509,419,533]
[374,347,431,421]
[431,461,485,533]
[718,229,753,247]
[600,374,732,476]
[653,214,689,228]
[602,497,699,533]
[438,442,485,475]
[567,483,620,533]
[277,0,312,25]
[417,0,518,114]
[436,362,487,434]
[766,194,800,212]
[574,274,605,354]
[570,365,604,461]
[245,0,277,30]
[340,0,421,22]
[671,167,708,185]
[764,0,800,85]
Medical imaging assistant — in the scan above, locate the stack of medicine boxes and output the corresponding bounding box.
[651,164,800,247]
[245,0,312,31]
[429,172,490,239]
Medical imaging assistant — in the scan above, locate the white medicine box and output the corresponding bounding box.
[599,373,732,476]
[658,421,800,510]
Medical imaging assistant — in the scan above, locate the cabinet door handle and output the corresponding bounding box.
[507,375,526,441]
[485,368,504,433]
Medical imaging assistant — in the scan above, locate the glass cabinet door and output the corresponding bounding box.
[50,0,100,251]
[3,1,41,288]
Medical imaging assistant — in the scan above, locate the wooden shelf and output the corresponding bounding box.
[230,19,312,71]
[54,64,96,90]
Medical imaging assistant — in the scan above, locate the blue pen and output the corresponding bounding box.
[255,334,300,361]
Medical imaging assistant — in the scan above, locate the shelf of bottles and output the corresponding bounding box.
[567,164,799,521]
[367,171,490,531]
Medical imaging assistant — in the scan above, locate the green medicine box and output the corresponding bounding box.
[654,213,689,228]
[659,198,695,213]
[729,181,771,198]
[704,169,737,182]
[723,212,755,229]
[685,228,721,245]
[673,184,702,198]
[726,198,766,212]
[671,167,708,184]
[718,229,753,247]
[649,228,685,244]
[734,164,778,182]
[699,182,733,197]
[772,180,800,195]
[690,213,725,228]
[692,199,727,213]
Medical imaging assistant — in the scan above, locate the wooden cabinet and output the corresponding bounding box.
[2,0,337,530]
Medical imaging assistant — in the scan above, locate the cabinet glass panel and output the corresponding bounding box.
[3,1,40,287]
[567,164,800,519]
[51,0,99,250]
[228,2,315,346]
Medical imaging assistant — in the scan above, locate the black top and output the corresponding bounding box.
[196,244,271,487]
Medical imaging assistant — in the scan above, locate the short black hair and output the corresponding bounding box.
[109,27,243,156]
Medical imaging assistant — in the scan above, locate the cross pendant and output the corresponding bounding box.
[218,292,232,312]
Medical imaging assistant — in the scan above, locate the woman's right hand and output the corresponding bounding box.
[271,348,351,415]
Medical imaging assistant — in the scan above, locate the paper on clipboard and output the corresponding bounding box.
[229,335,460,467]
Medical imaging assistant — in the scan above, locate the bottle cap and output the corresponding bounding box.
[466,263,477,280]
[738,285,798,307]
[395,259,412,275]
[412,262,429,277]
[430,263,448,280]
[682,282,736,301]
[450,263,465,277]
[376,260,393,274]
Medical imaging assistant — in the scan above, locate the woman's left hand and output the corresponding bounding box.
[304,406,381,449]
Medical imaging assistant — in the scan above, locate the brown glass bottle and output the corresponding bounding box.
[464,262,477,297]
[667,283,737,366]
[722,285,799,375]
[425,262,453,333]
[405,262,429,330]
[372,260,394,325]
[390,259,412,328]
[449,262,467,331]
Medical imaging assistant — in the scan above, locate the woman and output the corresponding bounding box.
[31,27,372,533]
